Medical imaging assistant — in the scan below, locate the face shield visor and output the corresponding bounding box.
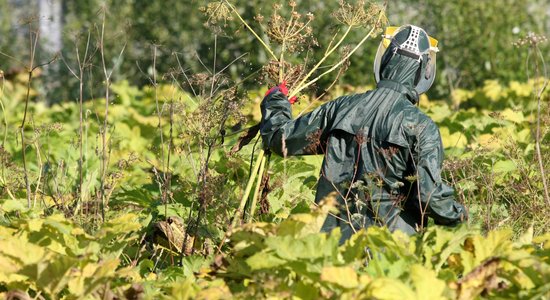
[373,26,439,94]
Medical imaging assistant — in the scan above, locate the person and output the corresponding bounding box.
[260,25,468,242]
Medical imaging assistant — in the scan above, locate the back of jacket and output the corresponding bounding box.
[260,52,467,241]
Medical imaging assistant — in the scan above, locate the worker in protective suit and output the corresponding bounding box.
[260,25,468,241]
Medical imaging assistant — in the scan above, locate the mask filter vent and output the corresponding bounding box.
[400,26,422,56]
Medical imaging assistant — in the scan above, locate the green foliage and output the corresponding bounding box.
[417,79,550,235]
[0,1,548,299]
[2,200,549,299]
[0,23,549,298]
[0,207,143,299]
[202,203,550,299]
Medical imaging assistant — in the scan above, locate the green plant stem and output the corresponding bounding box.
[233,149,265,227]
[21,23,39,208]
[0,77,7,147]
[248,155,266,222]
[99,10,110,222]
[532,46,550,205]
[224,0,278,60]
[33,140,43,208]
[291,25,352,95]
[21,70,33,208]
[0,76,15,201]
[77,32,91,213]
[279,43,286,83]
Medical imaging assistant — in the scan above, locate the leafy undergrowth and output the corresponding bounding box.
[420,79,550,235]
[1,201,549,299]
[0,75,548,298]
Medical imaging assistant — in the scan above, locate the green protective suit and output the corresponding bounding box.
[260,51,467,241]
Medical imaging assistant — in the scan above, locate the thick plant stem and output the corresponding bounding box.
[21,24,40,208]
[77,32,91,214]
[233,149,265,227]
[279,44,286,83]
[248,155,266,222]
[289,19,382,98]
[291,25,352,95]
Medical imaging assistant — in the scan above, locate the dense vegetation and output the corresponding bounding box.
[0,1,549,299]
[0,0,548,100]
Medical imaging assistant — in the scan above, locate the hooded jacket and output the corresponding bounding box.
[260,51,467,241]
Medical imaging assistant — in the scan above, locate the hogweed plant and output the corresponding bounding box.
[61,29,95,215]
[0,18,58,208]
[202,0,387,226]
[166,42,247,254]
[97,7,127,222]
[514,33,549,206]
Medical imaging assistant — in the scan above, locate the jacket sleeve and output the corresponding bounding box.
[260,91,338,156]
[412,119,468,226]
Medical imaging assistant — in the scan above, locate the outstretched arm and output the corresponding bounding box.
[260,89,338,156]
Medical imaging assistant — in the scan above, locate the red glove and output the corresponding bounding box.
[264,81,298,104]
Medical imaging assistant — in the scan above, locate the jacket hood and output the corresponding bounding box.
[380,54,419,88]
[378,37,421,104]
[377,47,422,103]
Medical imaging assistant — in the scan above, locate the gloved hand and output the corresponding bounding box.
[264,81,298,104]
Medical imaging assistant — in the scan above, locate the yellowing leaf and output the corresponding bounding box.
[517,225,534,245]
[440,127,467,149]
[482,80,504,102]
[410,265,447,300]
[418,94,430,109]
[516,128,532,144]
[1,199,26,212]
[428,104,452,122]
[501,108,524,123]
[365,278,416,300]
[451,89,475,107]
[474,133,500,150]
[320,266,358,289]
[508,81,532,97]
[455,258,500,300]
[197,279,232,300]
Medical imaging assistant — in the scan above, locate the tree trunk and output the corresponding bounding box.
[39,0,63,55]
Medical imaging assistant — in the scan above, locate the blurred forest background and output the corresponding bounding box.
[1,0,549,102]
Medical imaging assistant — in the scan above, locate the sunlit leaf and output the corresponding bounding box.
[320,266,358,289]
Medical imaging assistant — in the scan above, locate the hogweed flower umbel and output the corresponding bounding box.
[333,0,386,30]
[261,2,317,53]
[513,32,547,48]
[200,1,233,34]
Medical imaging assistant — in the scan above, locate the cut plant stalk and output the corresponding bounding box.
[247,154,267,222]
[288,11,385,98]
[232,149,264,227]
[226,1,386,228]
